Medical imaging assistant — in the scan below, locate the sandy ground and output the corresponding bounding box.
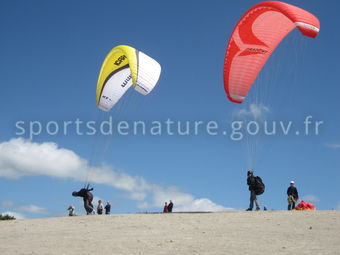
[1,211,339,255]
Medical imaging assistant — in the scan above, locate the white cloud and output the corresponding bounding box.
[302,195,319,203]
[16,205,49,215]
[325,143,340,149]
[235,104,270,120]
[0,138,87,179]
[175,198,232,212]
[1,211,26,219]
[0,200,49,215]
[0,138,231,212]
[150,186,233,212]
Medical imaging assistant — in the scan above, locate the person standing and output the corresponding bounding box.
[97,200,103,215]
[246,170,260,211]
[168,200,174,213]
[287,181,299,210]
[163,202,169,213]
[105,201,111,215]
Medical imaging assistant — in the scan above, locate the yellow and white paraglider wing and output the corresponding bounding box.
[96,45,161,112]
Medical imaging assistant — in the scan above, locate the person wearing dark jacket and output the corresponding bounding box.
[168,200,173,213]
[287,181,299,210]
[105,201,111,215]
[72,187,94,215]
[246,170,260,211]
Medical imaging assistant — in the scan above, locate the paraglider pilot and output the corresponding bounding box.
[287,181,299,210]
[72,186,94,215]
[246,170,260,211]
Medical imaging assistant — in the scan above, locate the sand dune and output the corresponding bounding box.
[1,211,339,255]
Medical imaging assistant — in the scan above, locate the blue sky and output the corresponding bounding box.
[1,0,340,218]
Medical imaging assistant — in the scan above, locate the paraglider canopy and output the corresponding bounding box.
[294,201,316,210]
[96,45,161,111]
[223,1,320,104]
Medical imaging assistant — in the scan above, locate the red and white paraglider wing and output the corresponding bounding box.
[223,1,320,103]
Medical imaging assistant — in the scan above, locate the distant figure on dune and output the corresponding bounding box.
[67,205,76,216]
[97,200,103,215]
[246,170,263,211]
[287,181,299,210]
[105,201,111,215]
[168,200,174,213]
[163,202,169,213]
[72,187,94,215]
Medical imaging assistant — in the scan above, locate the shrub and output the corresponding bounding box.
[0,214,16,220]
